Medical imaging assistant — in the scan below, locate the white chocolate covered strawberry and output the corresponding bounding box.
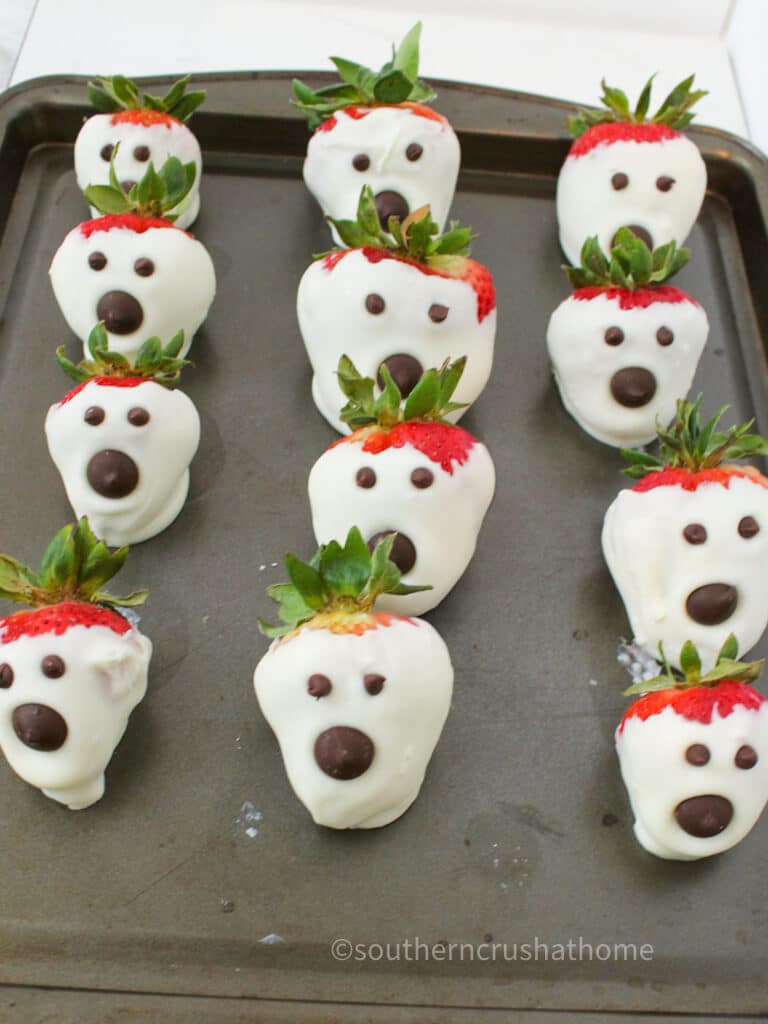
[603,399,768,671]
[46,326,200,547]
[557,76,707,265]
[0,519,151,809]
[75,75,205,229]
[616,639,768,860]
[254,529,453,829]
[308,358,495,616]
[547,232,708,447]
[50,157,215,364]
[293,24,460,236]
[298,190,496,434]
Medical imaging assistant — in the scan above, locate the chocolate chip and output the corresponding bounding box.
[88,251,107,271]
[12,704,68,752]
[0,663,13,688]
[367,530,417,574]
[428,303,449,323]
[609,366,657,408]
[611,225,653,250]
[683,523,707,545]
[735,744,758,769]
[374,190,409,227]
[411,467,434,489]
[100,143,114,162]
[686,583,738,625]
[685,743,710,766]
[604,326,624,346]
[355,467,376,489]
[134,257,155,277]
[365,293,385,315]
[133,145,150,162]
[675,795,733,838]
[656,175,675,192]
[657,326,674,346]
[739,516,760,539]
[96,290,144,335]
[84,406,105,426]
[41,655,66,679]
[352,153,370,171]
[406,142,423,162]
[611,172,629,190]
[314,726,374,779]
[364,673,385,695]
[121,179,137,194]
[307,673,332,699]
[377,354,423,398]
[127,406,150,426]
[86,450,140,499]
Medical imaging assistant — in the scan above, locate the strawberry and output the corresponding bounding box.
[557,75,708,265]
[547,230,709,447]
[602,397,768,671]
[292,23,460,235]
[298,188,496,433]
[46,324,201,547]
[0,519,151,809]
[50,154,216,364]
[76,74,205,229]
[308,356,495,615]
[616,636,768,860]
[254,528,453,829]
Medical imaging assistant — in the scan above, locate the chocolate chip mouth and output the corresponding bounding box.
[12,703,68,752]
[610,367,657,408]
[96,290,144,335]
[685,583,738,626]
[314,726,374,780]
[367,531,416,575]
[86,450,140,499]
[611,225,654,250]
[675,795,733,838]
[377,354,423,398]
[374,190,409,227]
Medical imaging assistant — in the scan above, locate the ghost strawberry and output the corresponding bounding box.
[616,637,768,860]
[46,324,201,547]
[76,74,205,228]
[50,154,216,364]
[557,75,707,265]
[0,519,152,810]
[298,188,496,433]
[254,528,453,829]
[292,23,460,237]
[308,357,495,616]
[603,397,768,671]
[547,230,708,447]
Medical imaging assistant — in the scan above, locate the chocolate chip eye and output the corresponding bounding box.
[42,655,66,679]
[656,175,675,192]
[88,251,107,271]
[739,516,760,539]
[352,153,370,171]
[411,467,434,489]
[428,303,449,323]
[356,466,376,489]
[133,145,150,162]
[735,744,758,769]
[307,673,332,698]
[365,292,385,315]
[100,143,114,162]
[406,142,423,162]
[364,673,386,695]
[683,522,707,545]
[657,326,674,346]
[686,743,710,766]
[611,172,629,190]
[127,406,150,426]
[134,257,154,277]
[0,663,13,688]
[604,326,624,346]
[84,406,105,426]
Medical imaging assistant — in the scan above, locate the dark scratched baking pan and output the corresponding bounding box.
[0,72,767,1022]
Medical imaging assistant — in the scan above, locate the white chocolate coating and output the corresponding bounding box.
[303,107,460,239]
[45,379,200,547]
[0,622,151,809]
[254,618,453,829]
[556,135,706,266]
[49,222,216,363]
[308,435,495,615]
[616,702,768,859]
[74,114,202,228]
[603,476,768,670]
[546,291,709,447]
[298,250,496,434]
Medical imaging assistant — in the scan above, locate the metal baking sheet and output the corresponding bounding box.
[0,72,767,1020]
